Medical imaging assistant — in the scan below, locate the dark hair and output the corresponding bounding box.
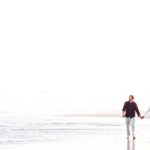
[129,95,134,100]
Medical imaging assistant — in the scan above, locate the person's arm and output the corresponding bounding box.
[122,102,126,117]
[135,103,144,119]
[122,111,125,117]
[135,103,140,117]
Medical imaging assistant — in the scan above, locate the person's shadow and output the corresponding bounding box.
[127,139,135,150]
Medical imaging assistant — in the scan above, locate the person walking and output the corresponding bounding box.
[122,95,144,139]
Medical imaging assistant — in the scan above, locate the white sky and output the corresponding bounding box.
[0,0,150,114]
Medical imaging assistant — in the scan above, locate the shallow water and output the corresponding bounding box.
[0,113,149,150]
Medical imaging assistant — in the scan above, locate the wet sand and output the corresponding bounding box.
[0,113,149,150]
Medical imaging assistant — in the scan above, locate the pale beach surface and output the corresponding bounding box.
[0,112,149,150]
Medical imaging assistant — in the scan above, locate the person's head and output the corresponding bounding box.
[129,95,134,101]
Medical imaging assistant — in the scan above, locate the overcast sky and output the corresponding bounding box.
[0,0,150,114]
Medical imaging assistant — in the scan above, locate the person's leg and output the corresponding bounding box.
[126,117,131,138]
[131,117,135,138]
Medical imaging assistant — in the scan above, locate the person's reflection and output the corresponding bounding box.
[127,139,130,150]
[132,140,135,150]
[127,139,135,150]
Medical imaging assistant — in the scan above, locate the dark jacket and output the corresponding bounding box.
[122,101,140,118]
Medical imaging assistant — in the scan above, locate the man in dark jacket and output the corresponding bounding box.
[122,95,144,139]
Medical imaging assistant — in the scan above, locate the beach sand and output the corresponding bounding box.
[0,113,149,150]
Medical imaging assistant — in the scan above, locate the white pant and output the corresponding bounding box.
[126,117,135,137]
